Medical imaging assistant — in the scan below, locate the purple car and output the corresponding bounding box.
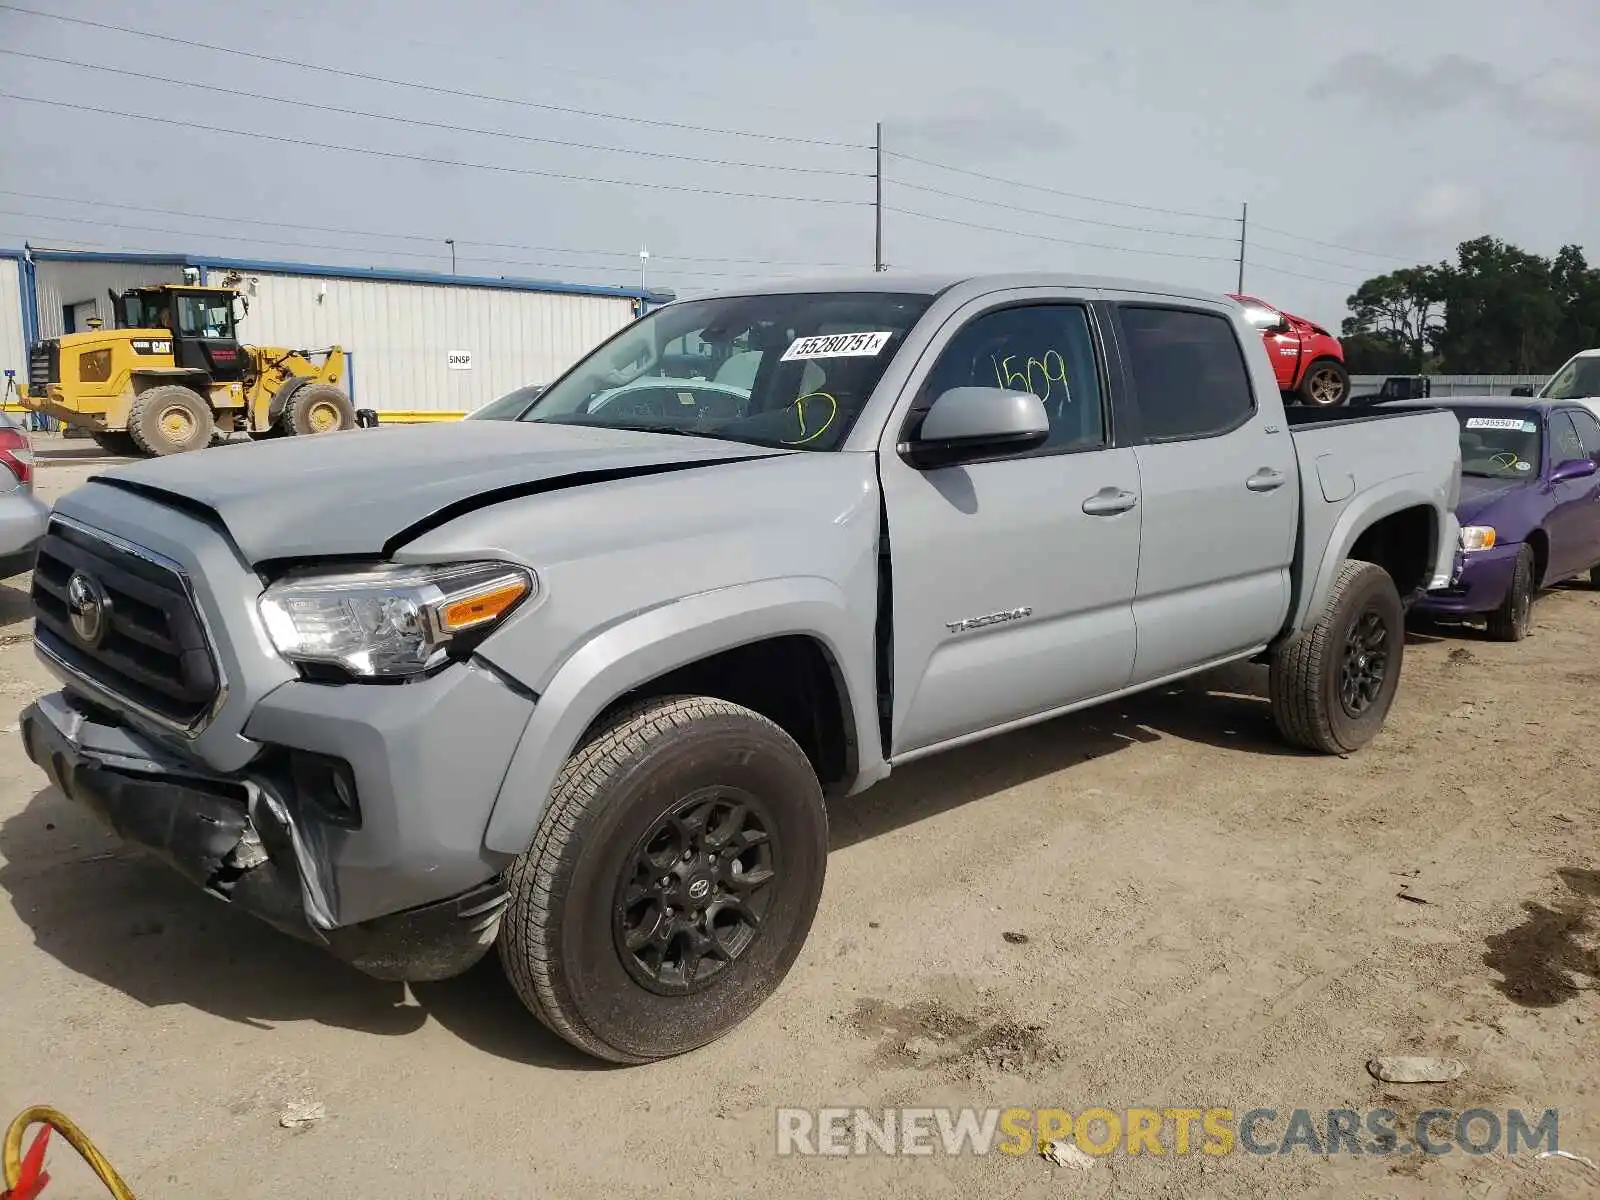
[1398,397,1600,640]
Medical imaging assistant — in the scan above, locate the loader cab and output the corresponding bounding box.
[112,285,248,384]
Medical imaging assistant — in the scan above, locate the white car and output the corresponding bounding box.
[1536,348,1600,422]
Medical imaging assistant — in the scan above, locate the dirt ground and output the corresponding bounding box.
[1,436,1597,1199]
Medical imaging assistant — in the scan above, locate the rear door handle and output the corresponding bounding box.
[1246,469,1286,492]
[1082,487,1139,516]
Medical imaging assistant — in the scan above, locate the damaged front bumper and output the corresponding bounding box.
[20,691,507,982]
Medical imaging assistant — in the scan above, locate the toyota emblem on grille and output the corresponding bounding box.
[66,570,110,647]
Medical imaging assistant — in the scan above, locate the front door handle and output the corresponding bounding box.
[1082,487,1139,516]
[1246,469,1287,492]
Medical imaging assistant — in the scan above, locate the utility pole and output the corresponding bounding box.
[1235,203,1247,293]
[639,245,650,293]
[874,121,884,272]
[445,238,456,274]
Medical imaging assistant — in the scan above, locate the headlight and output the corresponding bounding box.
[1459,526,1497,552]
[258,561,535,678]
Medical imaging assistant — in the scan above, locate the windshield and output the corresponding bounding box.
[518,291,933,450]
[1539,355,1600,401]
[468,384,545,421]
[176,293,234,340]
[1453,407,1541,478]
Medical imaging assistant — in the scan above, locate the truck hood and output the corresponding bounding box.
[88,422,785,563]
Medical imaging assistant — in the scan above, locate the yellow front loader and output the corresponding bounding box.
[19,284,355,456]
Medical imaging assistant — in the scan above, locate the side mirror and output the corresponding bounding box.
[1550,457,1597,483]
[899,387,1050,469]
[1510,386,1534,397]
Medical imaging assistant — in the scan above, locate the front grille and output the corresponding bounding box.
[31,519,222,730]
[27,340,58,392]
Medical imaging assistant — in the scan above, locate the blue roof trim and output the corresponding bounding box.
[20,249,193,266]
[0,247,674,303]
[190,255,674,303]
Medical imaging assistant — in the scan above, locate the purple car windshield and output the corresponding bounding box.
[1453,408,1541,479]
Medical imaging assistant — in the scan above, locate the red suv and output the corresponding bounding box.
[1230,293,1350,407]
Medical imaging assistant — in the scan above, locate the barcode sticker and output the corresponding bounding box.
[1465,417,1535,431]
[780,331,893,361]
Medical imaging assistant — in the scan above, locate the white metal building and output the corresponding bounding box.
[3,249,669,419]
[34,257,187,340]
[0,254,26,403]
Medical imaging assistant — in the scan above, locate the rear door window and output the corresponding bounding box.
[1118,307,1256,441]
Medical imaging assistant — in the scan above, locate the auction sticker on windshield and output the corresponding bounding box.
[1465,417,1537,432]
[781,331,894,361]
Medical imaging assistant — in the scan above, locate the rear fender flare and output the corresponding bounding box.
[1290,479,1453,634]
[481,577,882,854]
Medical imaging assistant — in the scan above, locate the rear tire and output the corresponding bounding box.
[127,385,214,456]
[498,695,828,1063]
[1297,358,1350,407]
[279,383,355,437]
[1270,559,1404,753]
[89,430,138,456]
[1486,544,1534,641]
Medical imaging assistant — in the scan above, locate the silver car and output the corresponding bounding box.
[0,409,49,578]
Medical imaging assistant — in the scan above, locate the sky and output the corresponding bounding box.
[0,0,1596,327]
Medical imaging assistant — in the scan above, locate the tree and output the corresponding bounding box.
[1342,238,1600,375]
[1429,238,1565,374]
[1340,266,1444,371]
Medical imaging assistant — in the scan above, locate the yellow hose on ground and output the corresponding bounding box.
[3,1107,135,1199]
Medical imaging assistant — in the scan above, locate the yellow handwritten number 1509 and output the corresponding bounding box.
[992,352,1070,405]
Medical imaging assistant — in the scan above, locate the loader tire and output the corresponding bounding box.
[90,431,139,456]
[128,385,214,456]
[280,383,356,437]
[1270,559,1403,754]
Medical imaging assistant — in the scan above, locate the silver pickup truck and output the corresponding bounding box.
[19,273,1461,1063]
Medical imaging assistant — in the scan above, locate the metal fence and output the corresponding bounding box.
[1350,374,1547,398]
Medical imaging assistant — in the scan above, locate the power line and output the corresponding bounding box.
[881,148,1234,223]
[0,188,859,269]
[1246,240,1377,274]
[456,255,814,282]
[1249,222,1413,264]
[0,206,451,263]
[886,206,1238,264]
[0,93,871,208]
[0,3,867,151]
[883,146,1427,275]
[0,50,869,180]
[1245,260,1366,288]
[248,2,832,125]
[889,178,1240,243]
[0,208,827,282]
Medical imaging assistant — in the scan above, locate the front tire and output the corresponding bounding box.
[1270,559,1404,753]
[1297,358,1350,407]
[1486,544,1534,641]
[127,385,214,456]
[499,695,828,1063]
[279,382,356,437]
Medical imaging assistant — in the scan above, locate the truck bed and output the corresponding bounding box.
[1283,403,1461,632]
